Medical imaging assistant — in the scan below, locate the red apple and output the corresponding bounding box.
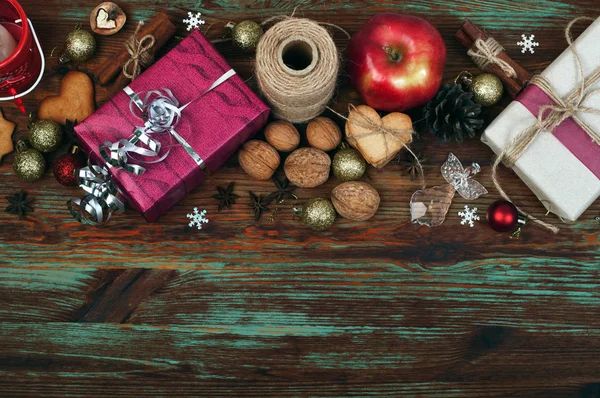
[347,13,446,112]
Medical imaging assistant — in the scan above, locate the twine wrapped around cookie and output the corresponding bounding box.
[491,17,600,234]
[468,37,517,78]
[123,22,156,80]
[255,17,340,123]
[328,105,424,189]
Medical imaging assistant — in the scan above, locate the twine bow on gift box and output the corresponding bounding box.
[492,17,600,233]
[69,69,237,224]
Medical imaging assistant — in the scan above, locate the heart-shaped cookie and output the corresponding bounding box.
[39,71,95,125]
[345,105,413,168]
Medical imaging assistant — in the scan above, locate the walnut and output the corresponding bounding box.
[331,181,380,221]
[238,140,280,180]
[307,117,342,151]
[284,147,331,188]
[264,120,300,152]
[90,2,127,36]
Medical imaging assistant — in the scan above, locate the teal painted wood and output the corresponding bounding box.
[2,322,600,396]
[0,0,599,396]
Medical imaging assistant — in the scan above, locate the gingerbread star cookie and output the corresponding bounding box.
[0,109,15,164]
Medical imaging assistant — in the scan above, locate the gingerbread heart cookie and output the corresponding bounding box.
[0,109,15,164]
[39,71,95,125]
[345,105,414,168]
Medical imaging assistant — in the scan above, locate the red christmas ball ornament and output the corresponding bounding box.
[53,145,86,186]
[486,200,519,232]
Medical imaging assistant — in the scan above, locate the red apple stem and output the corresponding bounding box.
[382,46,401,62]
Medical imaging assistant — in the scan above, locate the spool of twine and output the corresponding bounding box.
[255,17,339,123]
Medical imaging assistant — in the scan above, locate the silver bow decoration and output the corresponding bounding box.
[100,69,236,175]
[68,163,125,225]
[100,88,198,175]
[441,153,488,200]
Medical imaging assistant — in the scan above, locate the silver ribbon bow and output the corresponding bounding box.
[101,69,236,175]
[68,163,125,225]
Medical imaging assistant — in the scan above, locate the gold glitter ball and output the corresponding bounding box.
[231,20,263,50]
[302,197,336,231]
[13,142,46,182]
[332,148,366,182]
[30,120,63,153]
[64,28,96,63]
[471,73,504,107]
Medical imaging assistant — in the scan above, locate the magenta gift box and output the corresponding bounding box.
[76,30,270,222]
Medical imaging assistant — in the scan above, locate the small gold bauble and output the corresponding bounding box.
[62,28,96,63]
[30,120,63,153]
[13,141,46,182]
[332,148,366,182]
[471,73,504,107]
[228,20,263,50]
[301,198,336,232]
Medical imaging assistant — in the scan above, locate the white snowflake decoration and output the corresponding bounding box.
[183,12,205,31]
[458,205,480,228]
[187,208,209,230]
[517,34,539,54]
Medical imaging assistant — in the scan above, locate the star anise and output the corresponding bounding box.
[266,177,297,203]
[5,190,34,219]
[398,151,429,181]
[212,182,239,211]
[248,191,272,221]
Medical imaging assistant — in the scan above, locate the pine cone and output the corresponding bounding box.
[424,84,484,143]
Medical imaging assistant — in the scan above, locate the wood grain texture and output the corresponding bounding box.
[0,0,599,396]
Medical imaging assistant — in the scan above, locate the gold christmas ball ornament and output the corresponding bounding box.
[332,147,366,182]
[227,20,263,50]
[61,27,96,64]
[30,120,63,153]
[300,197,336,232]
[13,140,46,182]
[471,73,504,107]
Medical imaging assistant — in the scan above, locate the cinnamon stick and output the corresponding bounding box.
[94,11,176,86]
[456,19,531,97]
[456,28,521,96]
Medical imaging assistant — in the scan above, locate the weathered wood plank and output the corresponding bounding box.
[3,264,600,330]
[1,322,600,396]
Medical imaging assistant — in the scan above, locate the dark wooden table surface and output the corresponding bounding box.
[1,0,599,396]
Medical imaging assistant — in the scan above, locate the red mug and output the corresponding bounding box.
[0,0,44,113]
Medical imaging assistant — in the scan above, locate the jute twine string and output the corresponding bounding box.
[491,17,600,233]
[327,105,425,189]
[468,37,517,78]
[255,17,342,123]
[123,22,156,80]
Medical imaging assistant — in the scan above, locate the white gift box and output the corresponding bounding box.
[482,17,600,222]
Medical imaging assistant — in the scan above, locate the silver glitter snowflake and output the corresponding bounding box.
[458,205,480,227]
[183,12,206,31]
[187,207,209,230]
[517,34,539,54]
